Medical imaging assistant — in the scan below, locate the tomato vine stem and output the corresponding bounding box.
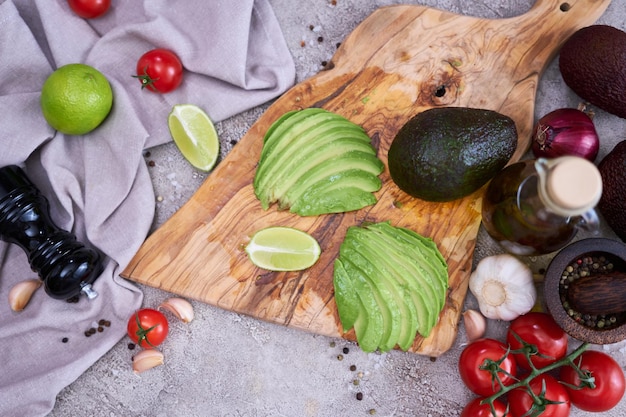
[481,341,590,416]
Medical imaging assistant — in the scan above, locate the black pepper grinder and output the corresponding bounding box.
[0,165,102,300]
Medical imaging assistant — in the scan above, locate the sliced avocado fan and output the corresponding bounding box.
[333,221,449,353]
[254,108,384,216]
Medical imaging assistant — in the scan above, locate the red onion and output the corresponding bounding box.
[531,108,600,161]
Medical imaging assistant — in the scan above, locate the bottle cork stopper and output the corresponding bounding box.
[546,157,602,215]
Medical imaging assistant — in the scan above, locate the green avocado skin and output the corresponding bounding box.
[388,107,517,202]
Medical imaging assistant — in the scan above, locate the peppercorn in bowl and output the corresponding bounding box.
[544,238,626,344]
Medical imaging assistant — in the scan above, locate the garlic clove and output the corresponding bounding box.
[158,297,194,323]
[9,279,42,312]
[462,309,487,341]
[132,349,164,374]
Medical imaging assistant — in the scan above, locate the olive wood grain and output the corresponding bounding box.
[122,0,612,356]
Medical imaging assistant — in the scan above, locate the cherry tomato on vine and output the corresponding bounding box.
[560,350,625,412]
[459,338,517,396]
[460,397,507,417]
[67,0,111,19]
[127,308,169,348]
[506,312,568,370]
[134,49,183,93]
[508,374,570,417]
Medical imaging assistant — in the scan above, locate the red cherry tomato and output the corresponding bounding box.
[127,308,169,348]
[560,350,625,412]
[459,338,517,396]
[460,397,507,417]
[134,49,183,93]
[506,312,568,370]
[508,374,570,417]
[67,0,111,19]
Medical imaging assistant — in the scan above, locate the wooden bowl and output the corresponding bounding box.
[544,238,626,344]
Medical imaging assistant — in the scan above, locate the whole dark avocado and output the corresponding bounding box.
[387,107,517,202]
[559,25,626,119]
[598,140,626,241]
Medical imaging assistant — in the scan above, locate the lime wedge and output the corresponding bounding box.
[168,104,220,171]
[245,226,321,271]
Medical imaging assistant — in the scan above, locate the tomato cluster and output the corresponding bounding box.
[459,312,625,417]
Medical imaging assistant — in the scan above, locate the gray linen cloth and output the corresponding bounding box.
[0,1,295,415]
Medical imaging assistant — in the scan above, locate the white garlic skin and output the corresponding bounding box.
[9,279,42,312]
[158,297,194,323]
[132,349,164,374]
[469,254,536,321]
[462,309,487,341]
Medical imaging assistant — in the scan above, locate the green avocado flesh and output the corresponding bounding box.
[388,107,517,202]
[254,108,384,216]
[333,221,449,352]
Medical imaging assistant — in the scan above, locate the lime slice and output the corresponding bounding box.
[245,226,321,271]
[168,104,220,171]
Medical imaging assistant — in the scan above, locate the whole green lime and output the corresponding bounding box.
[40,63,113,135]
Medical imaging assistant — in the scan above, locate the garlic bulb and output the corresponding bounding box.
[469,254,536,321]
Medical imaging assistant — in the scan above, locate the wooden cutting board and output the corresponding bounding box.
[122,0,611,357]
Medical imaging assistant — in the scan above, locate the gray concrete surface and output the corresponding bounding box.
[50,1,626,416]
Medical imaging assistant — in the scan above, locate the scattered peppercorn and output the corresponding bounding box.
[97,326,104,333]
[559,254,625,329]
[309,24,315,31]
[342,347,349,354]
[317,36,324,43]
[61,337,69,343]
[148,160,156,167]
[356,392,363,401]
[349,364,357,372]
[353,379,359,386]
[337,354,344,361]
[321,61,328,67]
[330,341,336,348]
[144,151,151,158]
[369,409,377,415]
[336,42,341,48]
[128,343,136,350]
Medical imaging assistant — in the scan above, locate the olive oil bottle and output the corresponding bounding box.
[482,156,602,256]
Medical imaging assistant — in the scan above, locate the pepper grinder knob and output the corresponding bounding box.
[0,165,102,300]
